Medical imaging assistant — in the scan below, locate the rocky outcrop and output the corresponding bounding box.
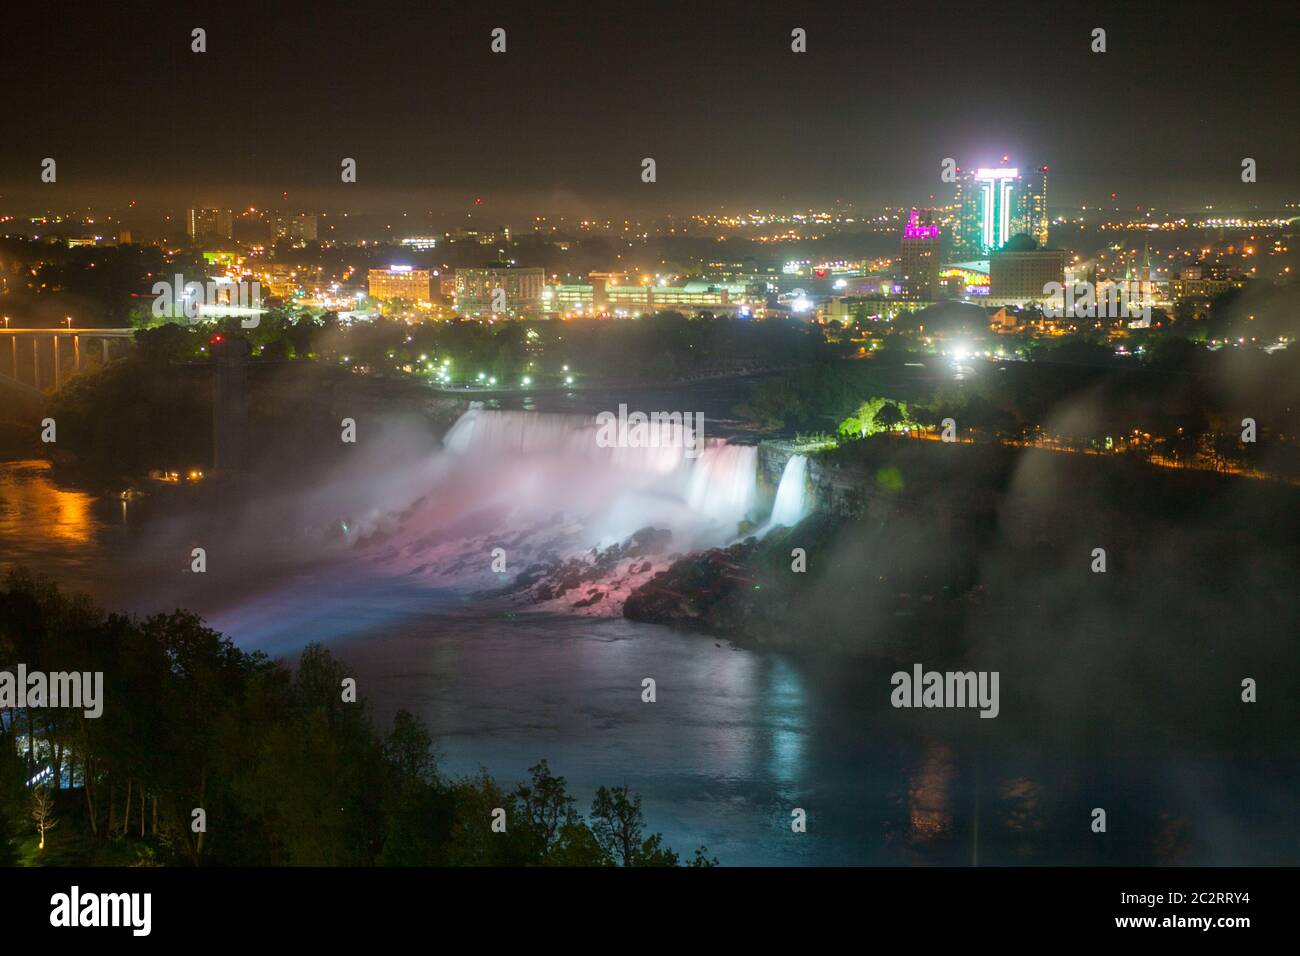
[493,525,676,612]
[623,538,761,630]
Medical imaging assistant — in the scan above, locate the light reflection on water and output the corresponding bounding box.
[2,462,1296,865]
[0,460,101,546]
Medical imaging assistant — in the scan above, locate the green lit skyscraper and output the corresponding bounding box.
[951,162,1048,257]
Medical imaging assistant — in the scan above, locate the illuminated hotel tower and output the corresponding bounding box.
[975,166,1018,254]
[952,161,1047,257]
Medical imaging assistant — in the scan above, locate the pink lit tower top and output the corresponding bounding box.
[903,208,941,239]
[900,209,942,299]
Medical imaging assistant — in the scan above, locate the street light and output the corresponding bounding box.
[65,316,73,329]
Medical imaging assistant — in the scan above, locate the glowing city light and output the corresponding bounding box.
[904,209,940,239]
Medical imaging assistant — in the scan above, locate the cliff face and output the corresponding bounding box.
[626,435,1300,658]
[759,438,915,518]
[623,537,761,633]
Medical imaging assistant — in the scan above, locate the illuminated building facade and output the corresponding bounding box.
[547,279,750,316]
[952,162,1049,257]
[270,213,318,242]
[988,234,1066,304]
[899,209,942,299]
[1019,166,1049,247]
[454,265,546,316]
[187,208,233,242]
[368,266,433,303]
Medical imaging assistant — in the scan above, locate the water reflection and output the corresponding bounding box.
[763,656,806,788]
[0,460,99,545]
[907,741,954,843]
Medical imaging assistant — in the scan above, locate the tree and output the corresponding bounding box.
[384,709,437,786]
[690,845,719,867]
[634,832,680,867]
[134,323,206,365]
[31,785,57,851]
[512,760,576,857]
[873,402,905,432]
[543,819,610,866]
[590,784,649,866]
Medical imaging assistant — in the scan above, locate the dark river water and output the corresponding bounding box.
[2,447,1295,866]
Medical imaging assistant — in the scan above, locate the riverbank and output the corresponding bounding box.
[623,434,1300,669]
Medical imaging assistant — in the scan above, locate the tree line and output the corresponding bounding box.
[0,569,716,866]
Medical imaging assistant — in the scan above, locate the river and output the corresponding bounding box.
[2,393,1296,865]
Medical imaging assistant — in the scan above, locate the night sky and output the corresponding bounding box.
[2,0,1297,217]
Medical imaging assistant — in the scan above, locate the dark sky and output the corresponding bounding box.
[2,0,1297,219]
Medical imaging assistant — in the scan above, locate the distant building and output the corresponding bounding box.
[988,234,1066,304]
[899,210,942,299]
[1018,166,1050,248]
[1167,273,1244,302]
[822,295,934,325]
[187,208,233,242]
[547,278,751,316]
[270,213,318,242]
[455,264,546,316]
[265,271,301,300]
[952,162,1049,257]
[368,266,433,303]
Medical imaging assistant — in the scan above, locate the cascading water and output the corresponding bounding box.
[767,454,810,528]
[342,409,765,611]
[444,408,757,529]
[685,443,759,528]
[208,407,768,633]
[444,405,690,475]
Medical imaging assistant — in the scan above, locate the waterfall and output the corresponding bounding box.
[768,454,809,528]
[440,408,758,532]
[444,406,687,474]
[685,444,758,528]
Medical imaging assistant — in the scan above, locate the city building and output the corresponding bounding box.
[270,213,318,242]
[264,271,302,300]
[952,162,1049,257]
[1167,270,1245,302]
[368,266,433,304]
[1019,165,1050,248]
[822,295,935,326]
[988,234,1067,304]
[187,208,233,242]
[547,277,752,317]
[455,264,546,316]
[899,209,942,299]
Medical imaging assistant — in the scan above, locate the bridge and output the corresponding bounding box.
[0,328,134,397]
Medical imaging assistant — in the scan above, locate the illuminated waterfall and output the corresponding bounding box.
[768,454,809,528]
